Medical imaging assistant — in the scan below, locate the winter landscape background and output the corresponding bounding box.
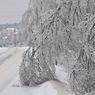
[0,0,95,95]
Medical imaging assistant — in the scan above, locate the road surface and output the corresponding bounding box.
[0,47,27,93]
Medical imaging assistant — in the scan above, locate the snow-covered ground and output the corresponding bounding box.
[0,47,10,54]
[0,47,75,95]
[0,47,28,93]
[0,47,17,64]
[1,76,58,95]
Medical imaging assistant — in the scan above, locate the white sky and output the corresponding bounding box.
[0,0,30,24]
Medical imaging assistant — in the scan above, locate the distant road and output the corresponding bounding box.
[0,47,27,93]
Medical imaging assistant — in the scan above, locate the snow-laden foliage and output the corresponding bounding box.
[85,91,95,95]
[19,47,56,86]
[19,0,95,94]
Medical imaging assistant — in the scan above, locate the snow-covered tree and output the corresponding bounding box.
[19,0,95,94]
[19,0,57,86]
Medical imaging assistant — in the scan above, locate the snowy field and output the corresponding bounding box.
[0,47,75,95]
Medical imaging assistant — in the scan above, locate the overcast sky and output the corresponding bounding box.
[0,0,30,24]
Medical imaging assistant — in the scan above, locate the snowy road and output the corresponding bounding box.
[0,47,27,93]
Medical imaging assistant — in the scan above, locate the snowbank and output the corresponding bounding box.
[0,47,17,64]
[1,76,58,95]
[0,47,10,54]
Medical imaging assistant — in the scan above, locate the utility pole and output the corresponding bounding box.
[14,29,17,47]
